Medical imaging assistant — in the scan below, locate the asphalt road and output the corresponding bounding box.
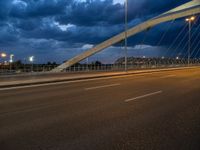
[0,68,200,150]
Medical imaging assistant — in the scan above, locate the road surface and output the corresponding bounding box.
[0,68,200,150]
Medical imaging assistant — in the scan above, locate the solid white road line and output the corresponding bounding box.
[85,83,120,90]
[159,75,176,79]
[124,91,163,102]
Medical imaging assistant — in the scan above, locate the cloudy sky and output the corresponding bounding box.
[0,0,199,64]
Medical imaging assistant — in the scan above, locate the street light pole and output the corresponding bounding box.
[29,56,34,72]
[188,20,191,65]
[9,54,14,72]
[186,16,195,66]
[124,0,128,72]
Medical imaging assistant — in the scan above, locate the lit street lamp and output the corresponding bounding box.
[9,54,14,63]
[186,16,195,65]
[9,54,14,71]
[0,53,7,66]
[29,56,34,62]
[29,56,34,72]
[1,53,7,58]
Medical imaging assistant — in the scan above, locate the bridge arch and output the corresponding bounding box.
[53,0,200,72]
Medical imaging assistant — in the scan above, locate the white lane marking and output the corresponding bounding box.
[160,75,176,79]
[85,83,120,90]
[125,91,163,102]
[0,73,154,91]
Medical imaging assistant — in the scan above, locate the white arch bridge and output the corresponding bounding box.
[52,0,200,72]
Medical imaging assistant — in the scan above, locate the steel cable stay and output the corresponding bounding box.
[165,21,191,65]
[168,15,200,65]
[191,35,200,58]
[173,15,200,65]
[152,19,176,64]
[138,29,150,57]
[190,17,200,58]
[152,20,176,66]
[155,19,175,47]
[128,20,174,66]
[190,28,200,56]
[169,26,189,59]
[180,16,200,62]
[193,45,200,59]
[192,24,200,59]
[164,23,188,58]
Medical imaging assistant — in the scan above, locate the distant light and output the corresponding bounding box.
[191,16,195,21]
[29,56,34,62]
[186,16,195,22]
[10,54,14,63]
[176,57,179,60]
[142,56,146,58]
[162,56,165,59]
[1,53,7,58]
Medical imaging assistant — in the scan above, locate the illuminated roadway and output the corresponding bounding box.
[0,68,200,150]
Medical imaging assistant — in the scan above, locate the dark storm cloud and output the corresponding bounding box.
[0,0,12,20]
[56,0,124,26]
[56,0,190,26]
[10,0,73,19]
[0,0,198,63]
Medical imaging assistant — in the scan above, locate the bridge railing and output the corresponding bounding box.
[0,60,200,76]
[64,63,200,73]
